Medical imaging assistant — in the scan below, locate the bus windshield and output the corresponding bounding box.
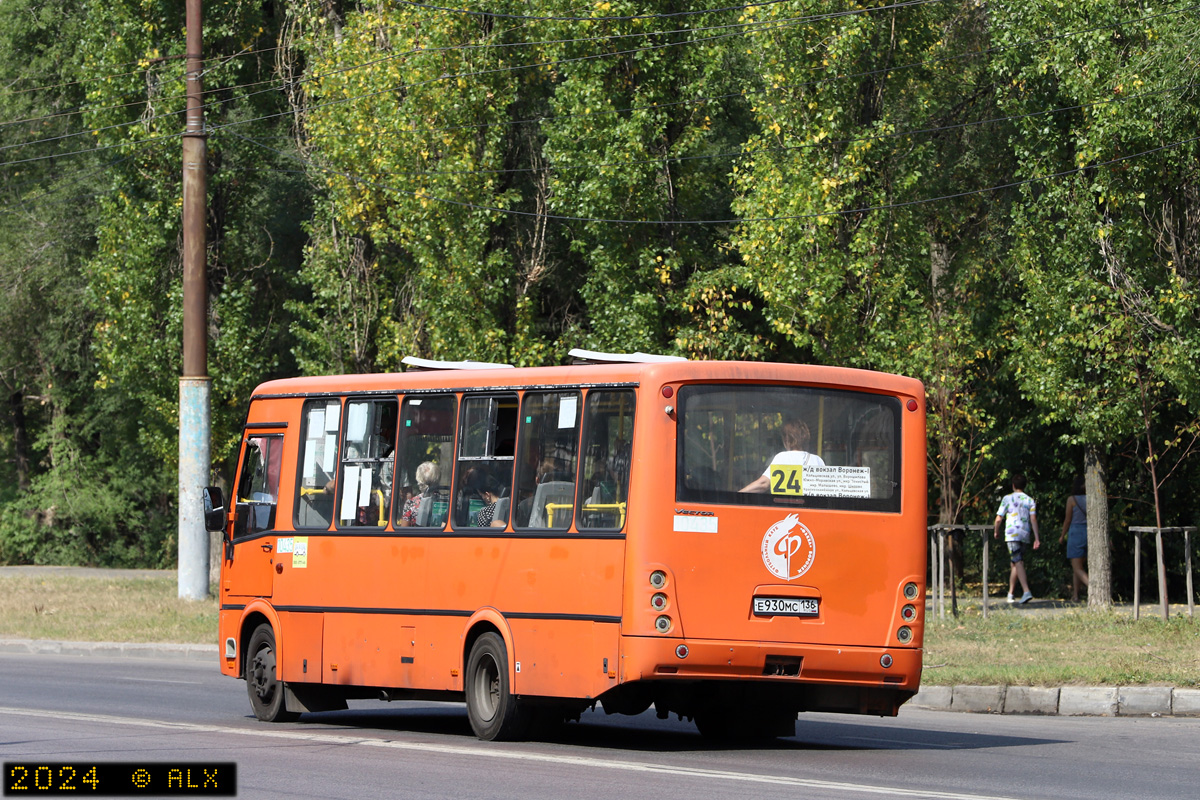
[676,385,901,512]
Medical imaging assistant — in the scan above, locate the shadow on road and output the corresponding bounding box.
[284,704,1064,754]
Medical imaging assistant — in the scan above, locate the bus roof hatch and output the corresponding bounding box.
[568,348,688,364]
[401,356,515,371]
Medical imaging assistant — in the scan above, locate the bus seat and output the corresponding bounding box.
[414,495,433,527]
[493,497,510,526]
[529,481,575,528]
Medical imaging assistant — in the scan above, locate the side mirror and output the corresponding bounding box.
[203,486,227,533]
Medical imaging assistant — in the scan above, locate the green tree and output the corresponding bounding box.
[729,1,1016,524]
[992,0,1200,606]
[79,0,311,469]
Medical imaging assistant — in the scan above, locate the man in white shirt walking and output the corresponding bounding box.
[993,474,1041,604]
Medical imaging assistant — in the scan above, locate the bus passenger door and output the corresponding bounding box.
[224,433,282,599]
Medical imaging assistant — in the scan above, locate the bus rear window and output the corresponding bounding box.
[676,385,901,513]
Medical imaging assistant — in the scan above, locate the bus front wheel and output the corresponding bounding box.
[465,632,528,741]
[245,623,300,723]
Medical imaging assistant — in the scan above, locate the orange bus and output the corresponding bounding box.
[203,352,927,740]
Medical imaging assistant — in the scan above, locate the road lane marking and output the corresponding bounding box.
[0,706,1020,800]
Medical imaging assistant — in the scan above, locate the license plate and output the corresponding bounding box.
[753,597,819,617]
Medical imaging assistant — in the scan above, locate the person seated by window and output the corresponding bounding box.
[515,458,556,526]
[398,461,440,527]
[740,419,825,493]
[468,470,509,528]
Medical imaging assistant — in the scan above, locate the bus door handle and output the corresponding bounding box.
[260,542,273,553]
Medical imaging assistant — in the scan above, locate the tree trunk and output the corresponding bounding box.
[9,391,30,492]
[1085,445,1112,608]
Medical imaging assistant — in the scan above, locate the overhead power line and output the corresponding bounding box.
[210,0,1198,141]
[225,127,1200,226]
[0,137,176,209]
[394,0,803,22]
[232,82,1194,179]
[0,0,813,149]
[2,0,1193,169]
[0,129,180,170]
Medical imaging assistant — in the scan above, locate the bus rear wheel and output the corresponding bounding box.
[465,632,528,741]
[245,623,300,723]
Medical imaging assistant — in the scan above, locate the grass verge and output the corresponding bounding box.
[922,608,1200,687]
[0,575,217,644]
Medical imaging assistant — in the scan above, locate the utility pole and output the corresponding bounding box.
[178,0,210,600]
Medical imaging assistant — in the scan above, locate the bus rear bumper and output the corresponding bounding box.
[606,636,920,718]
[621,636,922,691]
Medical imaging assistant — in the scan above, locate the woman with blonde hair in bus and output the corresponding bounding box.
[739,418,825,493]
[398,460,440,527]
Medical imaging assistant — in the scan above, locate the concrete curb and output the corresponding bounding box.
[0,638,217,663]
[911,684,1198,717]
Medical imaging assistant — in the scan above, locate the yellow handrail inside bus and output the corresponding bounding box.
[579,502,626,528]
[544,502,570,528]
[301,485,385,527]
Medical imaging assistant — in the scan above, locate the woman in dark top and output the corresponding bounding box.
[468,470,509,529]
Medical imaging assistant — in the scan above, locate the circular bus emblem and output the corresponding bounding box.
[760,514,816,581]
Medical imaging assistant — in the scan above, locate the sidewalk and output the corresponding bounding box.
[909,684,1200,717]
[0,637,216,662]
[918,594,1199,716]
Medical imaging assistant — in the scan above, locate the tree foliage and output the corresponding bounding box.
[1,0,1199,607]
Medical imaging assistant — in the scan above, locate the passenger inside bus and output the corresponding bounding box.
[739,419,825,493]
[398,460,442,527]
[467,469,509,528]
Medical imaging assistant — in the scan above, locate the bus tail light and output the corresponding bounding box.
[896,626,913,644]
[880,653,893,669]
[903,582,919,600]
[675,645,689,659]
[901,604,917,622]
[651,593,668,611]
[649,570,667,589]
[655,615,673,634]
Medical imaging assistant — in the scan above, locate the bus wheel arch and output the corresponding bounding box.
[464,630,529,741]
[245,621,300,723]
[238,611,270,679]
[461,610,516,688]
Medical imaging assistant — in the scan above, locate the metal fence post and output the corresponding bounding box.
[1156,528,1169,621]
[981,528,989,620]
[1133,530,1141,621]
[1186,527,1195,620]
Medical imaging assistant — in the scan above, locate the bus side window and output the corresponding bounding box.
[513,392,581,530]
[236,434,282,536]
[395,394,456,528]
[295,399,341,530]
[577,390,635,531]
[454,394,517,529]
[336,399,399,529]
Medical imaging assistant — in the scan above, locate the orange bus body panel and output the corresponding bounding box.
[218,360,926,726]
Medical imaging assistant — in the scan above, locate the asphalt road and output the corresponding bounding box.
[1,653,1195,800]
